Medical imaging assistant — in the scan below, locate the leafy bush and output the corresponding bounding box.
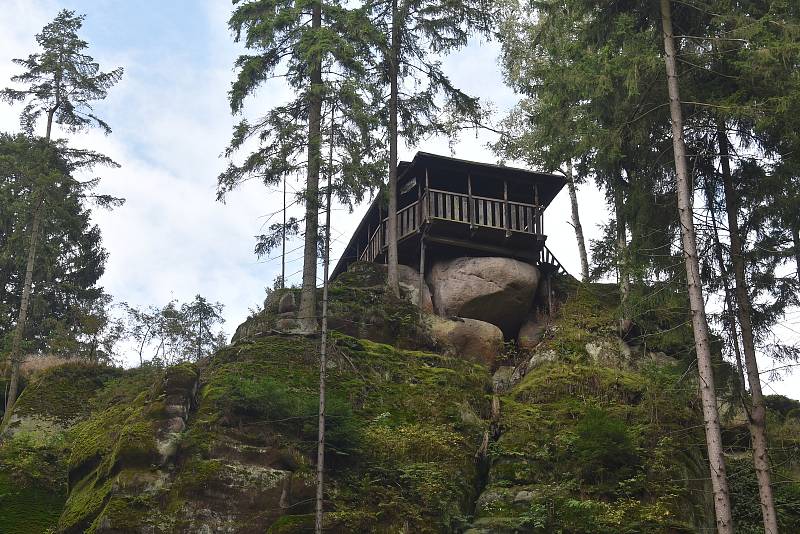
[573,407,640,489]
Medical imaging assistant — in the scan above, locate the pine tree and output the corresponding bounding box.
[368,0,492,296]
[219,0,384,332]
[496,0,674,324]
[180,295,225,361]
[0,9,123,423]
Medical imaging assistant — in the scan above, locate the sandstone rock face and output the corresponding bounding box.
[492,366,515,394]
[277,292,296,314]
[427,257,540,336]
[155,364,199,466]
[517,312,547,350]
[396,264,433,313]
[427,315,503,368]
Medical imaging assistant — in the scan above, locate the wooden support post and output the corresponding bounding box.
[425,168,430,223]
[503,180,511,238]
[377,203,383,250]
[419,236,426,310]
[534,184,540,234]
[467,174,474,230]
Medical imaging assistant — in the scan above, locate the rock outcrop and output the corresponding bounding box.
[517,311,548,350]
[427,256,540,336]
[396,264,433,313]
[427,315,504,368]
[3,265,799,533]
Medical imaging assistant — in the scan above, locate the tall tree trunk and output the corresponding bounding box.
[4,96,59,425]
[566,160,589,282]
[385,0,400,297]
[3,198,43,426]
[614,168,631,331]
[659,3,733,532]
[315,106,335,534]
[718,124,778,533]
[793,224,800,283]
[282,176,287,289]
[298,1,323,332]
[702,173,746,390]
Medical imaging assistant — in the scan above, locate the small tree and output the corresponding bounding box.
[180,295,225,361]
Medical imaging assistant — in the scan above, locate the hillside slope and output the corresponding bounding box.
[1,263,798,533]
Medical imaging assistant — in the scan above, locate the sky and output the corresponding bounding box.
[1,1,796,398]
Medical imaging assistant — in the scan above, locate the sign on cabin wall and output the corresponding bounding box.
[401,178,416,195]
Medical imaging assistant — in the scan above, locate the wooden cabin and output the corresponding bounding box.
[331,152,568,280]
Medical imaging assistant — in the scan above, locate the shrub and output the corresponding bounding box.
[573,407,640,489]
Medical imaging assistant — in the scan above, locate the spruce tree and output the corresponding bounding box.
[367,0,492,296]
[496,0,674,324]
[220,0,384,332]
[0,9,123,421]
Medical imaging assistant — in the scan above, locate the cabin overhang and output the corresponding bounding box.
[332,152,566,279]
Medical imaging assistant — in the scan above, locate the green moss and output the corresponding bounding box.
[173,457,224,494]
[164,362,199,394]
[267,513,314,533]
[0,472,64,533]
[480,353,713,532]
[513,363,645,405]
[58,476,115,533]
[12,363,124,423]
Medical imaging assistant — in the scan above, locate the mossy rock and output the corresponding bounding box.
[0,471,65,533]
[8,363,124,428]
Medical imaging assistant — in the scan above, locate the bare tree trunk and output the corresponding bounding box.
[566,160,589,282]
[614,168,631,331]
[3,198,43,426]
[385,0,400,297]
[298,1,323,332]
[793,224,800,284]
[718,125,778,534]
[660,3,733,531]
[702,173,746,390]
[315,106,335,534]
[282,176,286,289]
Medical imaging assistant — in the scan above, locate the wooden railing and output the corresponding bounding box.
[539,244,568,275]
[359,200,419,262]
[427,189,542,234]
[358,189,543,262]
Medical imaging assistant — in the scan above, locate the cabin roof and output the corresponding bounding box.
[399,151,566,208]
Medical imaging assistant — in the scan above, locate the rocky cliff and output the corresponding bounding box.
[1,261,799,533]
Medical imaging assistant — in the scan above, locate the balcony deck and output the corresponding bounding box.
[357,188,564,272]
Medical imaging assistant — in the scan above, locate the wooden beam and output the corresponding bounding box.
[424,234,539,260]
[425,168,430,223]
[467,174,474,230]
[503,180,511,238]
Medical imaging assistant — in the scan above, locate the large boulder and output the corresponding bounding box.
[427,315,504,368]
[427,257,540,336]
